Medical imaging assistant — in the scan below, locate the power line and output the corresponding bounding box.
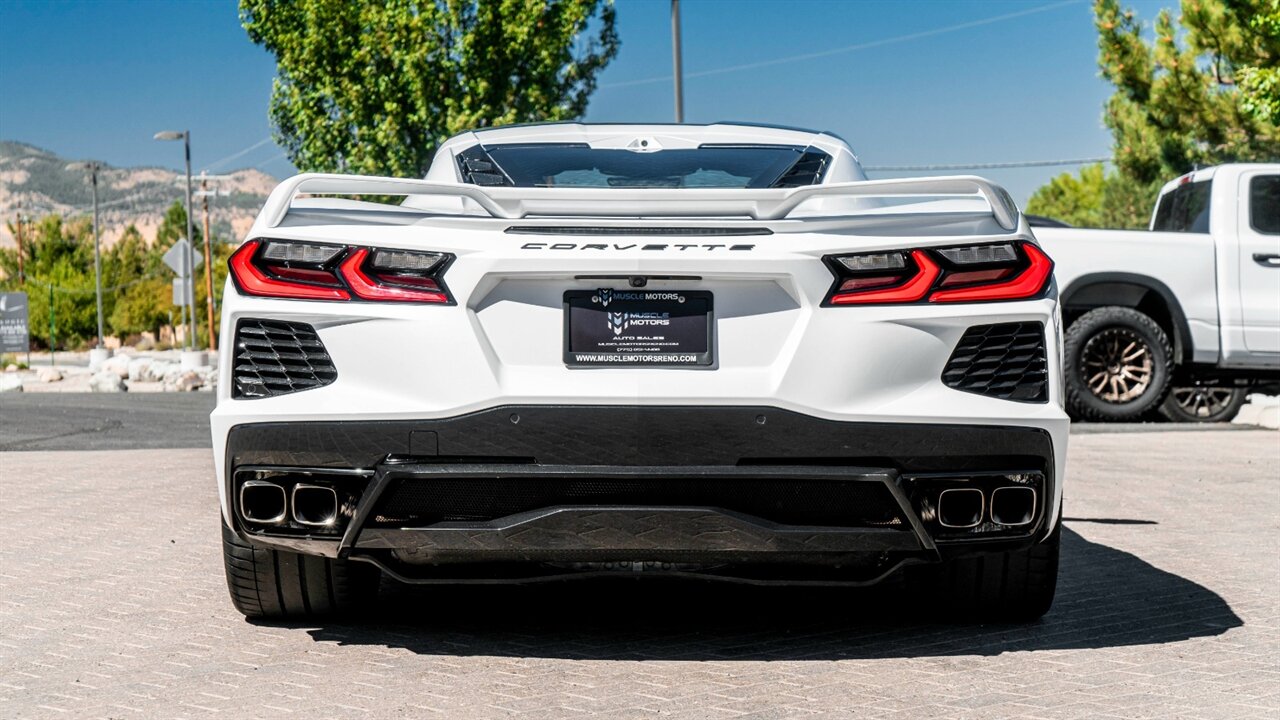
[202,137,274,173]
[255,152,289,171]
[865,157,1110,172]
[602,0,1083,89]
[24,271,169,296]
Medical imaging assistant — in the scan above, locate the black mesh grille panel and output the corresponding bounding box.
[371,474,905,529]
[233,319,337,399]
[942,322,1048,402]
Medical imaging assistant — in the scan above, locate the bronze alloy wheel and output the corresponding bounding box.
[1170,387,1240,419]
[1159,384,1247,423]
[1081,327,1153,403]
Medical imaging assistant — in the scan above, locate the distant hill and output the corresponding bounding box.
[0,141,277,248]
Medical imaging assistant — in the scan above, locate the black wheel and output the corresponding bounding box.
[1158,386,1247,423]
[1065,306,1174,422]
[221,524,379,619]
[905,521,1060,622]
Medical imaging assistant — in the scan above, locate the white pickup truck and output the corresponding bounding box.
[1034,163,1279,422]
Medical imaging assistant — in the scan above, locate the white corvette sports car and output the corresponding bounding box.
[214,123,1068,621]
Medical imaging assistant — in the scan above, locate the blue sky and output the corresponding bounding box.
[1,0,1172,202]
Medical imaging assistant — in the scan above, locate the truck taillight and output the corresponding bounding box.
[824,241,1052,305]
[229,240,453,304]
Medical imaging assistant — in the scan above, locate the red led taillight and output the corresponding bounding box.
[824,241,1053,305]
[229,240,351,301]
[229,239,453,303]
[828,250,941,305]
[929,243,1053,303]
[338,248,450,303]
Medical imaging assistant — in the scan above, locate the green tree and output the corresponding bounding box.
[0,215,98,348]
[1026,164,1160,229]
[154,200,201,249]
[240,0,620,178]
[107,225,171,338]
[1097,0,1280,185]
[1234,1,1280,124]
[1028,0,1280,229]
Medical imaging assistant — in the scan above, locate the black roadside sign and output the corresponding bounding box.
[0,292,30,353]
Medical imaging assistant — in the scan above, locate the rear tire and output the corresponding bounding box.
[221,524,379,620]
[1158,386,1247,423]
[906,521,1060,622]
[1065,306,1173,422]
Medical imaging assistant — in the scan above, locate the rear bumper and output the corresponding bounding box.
[223,405,1059,584]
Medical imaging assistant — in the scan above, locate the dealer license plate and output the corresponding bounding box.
[564,289,713,367]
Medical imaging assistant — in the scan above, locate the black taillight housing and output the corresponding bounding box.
[824,241,1052,305]
[229,239,454,304]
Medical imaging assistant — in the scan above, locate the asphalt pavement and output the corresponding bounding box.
[1,429,1276,718]
[1,392,1277,718]
[0,392,215,451]
[0,391,1271,454]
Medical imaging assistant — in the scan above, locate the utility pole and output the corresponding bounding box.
[200,173,217,351]
[671,0,685,123]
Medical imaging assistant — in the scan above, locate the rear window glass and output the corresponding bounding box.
[456,143,829,189]
[1152,179,1212,233]
[1250,175,1280,235]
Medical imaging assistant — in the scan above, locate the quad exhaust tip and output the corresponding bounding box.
[240,480,287,524]
[990,486,1037,527]
[937,487,984,529]
[291,483,339,527]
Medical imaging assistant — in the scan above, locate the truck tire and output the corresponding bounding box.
[221,524,379,620]
[1065,306,1173,422]
[1159,386,1247,423]
[905,521,1060,622]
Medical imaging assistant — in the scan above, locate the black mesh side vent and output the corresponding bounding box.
[233,319,337,399]
[942,322,1048,403]
[771,150,831,188]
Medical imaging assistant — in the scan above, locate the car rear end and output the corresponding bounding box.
[214,137,1068,622]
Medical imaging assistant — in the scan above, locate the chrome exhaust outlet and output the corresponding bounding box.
[990,486,1037,527]
[291,484,339,527]
[240,480,287,524]
[937,487,984,529]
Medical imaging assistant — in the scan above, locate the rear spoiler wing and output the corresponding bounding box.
[260,173,1022,231]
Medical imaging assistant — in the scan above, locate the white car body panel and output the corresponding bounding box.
[213,123,1068,583]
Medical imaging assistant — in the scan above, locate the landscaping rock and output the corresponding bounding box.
[141,360,173,383]
[168,371,204,392]
[36,368,62,383]
[101,354,131,379]
[4,364,17,372]
[0,374,22,392]
[89,371,127,393]
[127,357,153,382]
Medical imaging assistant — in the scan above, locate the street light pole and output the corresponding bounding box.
[155,130,198,350]
[14,201,24,287]
[91,162,104,348]
[69,161,106,348]
[671,0,685,123]
[182,133,196,349]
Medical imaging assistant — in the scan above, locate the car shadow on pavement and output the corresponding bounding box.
[301,527,1241,660]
